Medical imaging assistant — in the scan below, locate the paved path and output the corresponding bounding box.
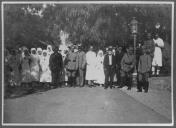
[4,86,170,124]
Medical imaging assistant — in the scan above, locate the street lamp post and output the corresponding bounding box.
[130,17,138,87]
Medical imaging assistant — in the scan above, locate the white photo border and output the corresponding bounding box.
[1,1,174,126]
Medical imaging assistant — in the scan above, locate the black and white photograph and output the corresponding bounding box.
[1,1,174,126]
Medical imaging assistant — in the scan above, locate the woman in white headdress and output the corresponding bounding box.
[40,50,52,87]
[94,50,105,86]
[37,48,43,60]
[86,45,97,87]
[30,48,40,83]
[47,45,54,57]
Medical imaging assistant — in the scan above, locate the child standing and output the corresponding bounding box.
[137,46,152,93]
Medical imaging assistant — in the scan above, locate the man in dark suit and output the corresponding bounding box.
[103,46,116,89]
[49,46,63,88]
[115,46,124,86]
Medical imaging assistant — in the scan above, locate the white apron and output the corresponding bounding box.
[152,38,164,67]
[85,51,97,80]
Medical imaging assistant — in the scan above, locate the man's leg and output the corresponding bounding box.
[137,73,143,92]
[118,70,125,88]
[51,71,57,88]
[144,72,150,93]
[109,67,115,88]
[79,69,84,87]
[72,70,77,87]
[116,66,121,85]
[104,67,109,89]
[126,73,132,90]
[57,71,62,87]
[67,70,72,87]
[76,70,80,86]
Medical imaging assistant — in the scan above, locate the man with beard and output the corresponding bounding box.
[49,46,63,88]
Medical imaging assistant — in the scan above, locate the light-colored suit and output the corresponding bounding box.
[77,51,86,86]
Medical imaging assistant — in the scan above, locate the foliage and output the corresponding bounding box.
[4,4,172,48]
[4,3,172,74]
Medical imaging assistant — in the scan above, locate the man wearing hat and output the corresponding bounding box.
[118,46,136,90]
[143,33,155,58]
[138,46,152,92]
[103,46,116,89]
[65,45,79,87]
[76,45,86,87]
[49,46,63,88]
[115,46,124,86]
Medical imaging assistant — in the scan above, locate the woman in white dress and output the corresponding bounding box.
[94,50,105,86]
[39,50,52,88]
[37,48,42,60]
[30,48,40,85]
[152,33,164,76]
[85,46,97,87]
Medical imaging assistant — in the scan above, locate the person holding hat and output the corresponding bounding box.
[103,46,116,89]
[49,46,63,88]
[137,46,152,93]
[118,46,136,90]
[65,45,79,87]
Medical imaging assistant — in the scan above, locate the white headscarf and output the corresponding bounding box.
[31,48,36,55]
[97,50,104,62]
[37,48,42,55]
[47,45,53,56]
[40,50,49,70]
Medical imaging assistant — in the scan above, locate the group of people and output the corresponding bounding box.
[4,32,165,93]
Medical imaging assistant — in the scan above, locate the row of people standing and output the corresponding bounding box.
[5,45,54,88]
[4,32,164,93]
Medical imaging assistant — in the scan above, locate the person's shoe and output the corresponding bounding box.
[89,85,92,88]
[144,82,149,93]
[104,86,108,89]
[137,89,142,92]
[118,85,123,88]
[127,87,131,90]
